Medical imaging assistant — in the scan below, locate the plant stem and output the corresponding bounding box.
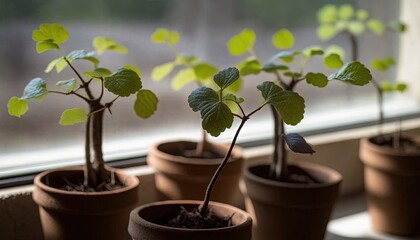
[371,78,384,136]
[269,105,287,180]
[347,30,358,62]
[199,116,248,215]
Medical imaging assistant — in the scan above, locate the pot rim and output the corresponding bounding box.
[361,137,420,157]
[244,161,342,189]
[130,200,252,232]
[34,166,139,196]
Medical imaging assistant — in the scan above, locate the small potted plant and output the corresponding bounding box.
[129,66,311,239]
[226,28,372,240]
[7,23,158,240]
[146,28,243,204]
[317,4,420,236]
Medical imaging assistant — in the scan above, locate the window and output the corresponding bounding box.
[1,0,417,180]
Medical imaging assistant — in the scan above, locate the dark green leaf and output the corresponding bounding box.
[396,82,407,92]
[305,72,328,88]
[188,87,233,137]
[134,89,158,118]
[214,67,240,90]
[262,63,289,72]
[21,78,48,100]
[328,61,372,86]
[105,69,142,97]
[283,133,315,154]
[257,81,305,126]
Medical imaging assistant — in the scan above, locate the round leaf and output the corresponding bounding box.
[305,73,328,88]
[338,4,354,20]
[227,29,256,56]
[134,89,158,119]
[150,28,169,43]
[367,19,385,35]
[324,53,344,69]
[151,62,174,81]
[317,4,337,23]
[123,65,142,78]
[356,9,369,21]
[272,29,294,49]
[59,108,88,126]
[7,97,28,117]
[105,69,142,97]
[167,31,180,46]
[396,82,407,92]
[317,24,337,41]
[347,21,365,35]
[257,81,305,126]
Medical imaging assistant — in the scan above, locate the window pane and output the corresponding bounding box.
[0,0,411,178]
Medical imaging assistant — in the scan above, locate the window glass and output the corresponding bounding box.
[0,0,409,178]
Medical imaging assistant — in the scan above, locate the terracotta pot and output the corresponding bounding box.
[32,167,139,240]
[147,141,243,204]
[242,161,342,240]
[359,137,420,236]
[128,200,252,240]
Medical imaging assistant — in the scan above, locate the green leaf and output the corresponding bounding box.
[324,53,344,69]
[105,69,142,97]
[338,4,354,20]
[172,68,196,90]
[225,77,243,94]
[274,51,301,63]
[93,37,128,55]
[272,29,294,49]
[367,19,385,35]
[44,57,68,73]
[7,97,28,117]
[188,87,233,137]
[389,21,407,33]
[356,9,369,21]
[223,93,244,104]
[193,63,218,80]
[347,21,365,35]
[371,59,388,71]
[380,81,393,92]
[262,63,289,72]
[237,58,262,76]
[150,28,169,43]
[284,72,302,78]
[302,45,324,58]
[257,81,305,126]
[317,4,337,24]
[325,45,345,60]
[283,133,315,154]
[32,23,69,45]
[151,62,174,81]
[214,67,240,90]
[36,40,59,53]
[328,61,372,86]
[227,28,256,56]
[67,50,99,65]
[317,24,337,41]
[59,108,88,126]
[123,65,142,78]
[21,78,48,100]
[305,72,328,88]
[396,82,407,92]
[56,79,77,93]
[175,54,197,65]
[84,68,112,78]
[167,31,180,46]
[134,89,158,119]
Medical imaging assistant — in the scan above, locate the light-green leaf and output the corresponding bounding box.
[84,68,112,78]
[317,4,337,24]
[7,97,28,117]
[172,68,196,90]
[36,40,59,53]
[325,45,345,60]
[214,67,240,90]
[56,79,77,93]
[272,29,294,49]
[193,63,218,80]
[32,23,69,45]
[257,81,305,126]
[396,82,407,92]
[105,69,142,97]
[317,24,337,41]
[347,21,365,35]
[328,61,372,86]
[237,58,262,76]
[188,87,233,137]
[59,108,88,126]
[367,19,385,35]
[356,9,369,21]
[302,45,324,58]
[150,28,169,43]
[134,89,158,119]
[44,57,68,73]
[93,37,128,55]
[274,51,301,63]
[21,78,48,100]
[167,31,180,46]
[338,4,354,20]
[151,62,174,81]
[324,53,344,69]
[305,72,329,88]
[227,28,256,56]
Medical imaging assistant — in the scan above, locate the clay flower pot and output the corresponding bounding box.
[147,141,243,204]
[242,161,342,240]
[32,167,139,240]
[128,200,252,240]
[359,137,420,236]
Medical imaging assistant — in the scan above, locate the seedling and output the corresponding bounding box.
[7,23,158,190]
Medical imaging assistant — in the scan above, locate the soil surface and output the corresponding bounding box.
[166,207,232,229]
[372,135,420,153]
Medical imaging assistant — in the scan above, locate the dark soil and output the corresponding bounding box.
[250,164,321,184]
[43,170,125,192]
[165,207,232,229]
[372,135,420,153]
